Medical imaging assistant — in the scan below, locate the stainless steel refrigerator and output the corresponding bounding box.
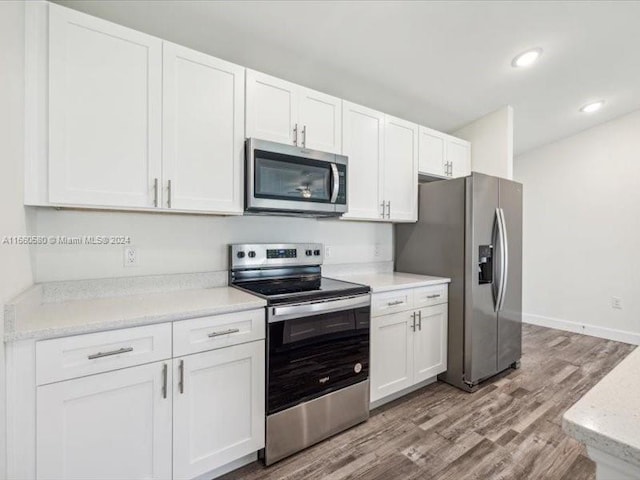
[395,173,522,392]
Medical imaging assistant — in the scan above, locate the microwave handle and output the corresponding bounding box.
[330,163,339,203]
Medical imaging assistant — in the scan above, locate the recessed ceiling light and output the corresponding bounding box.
[580,101,605,113]
[511,48,543,68]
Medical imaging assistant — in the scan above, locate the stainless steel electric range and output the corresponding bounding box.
[229,243,371,466]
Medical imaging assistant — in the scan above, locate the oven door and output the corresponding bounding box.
[267,295,370,415]
[246,138,347,214]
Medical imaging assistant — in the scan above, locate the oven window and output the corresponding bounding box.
[254,150,331,202]
[267,306,370,415]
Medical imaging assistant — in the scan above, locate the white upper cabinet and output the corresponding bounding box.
[297,87,342,153]
[245,70,297,146]
[162,42,244,213]
[342,102,417,222]
[48,4,162,208]
[418,126,471,179]
[341,101,385,221]
[418,126,447,177]
[383,115,418,222]
[246,69,342,153]
[448,137,472,178]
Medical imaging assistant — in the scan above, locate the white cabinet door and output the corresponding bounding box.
[163,42,244,213]
[449,138,471,178]
[413,304,448,383]
[383,115,418,222]
[342,101,385,221]
[245,70,297,145]
[298,87,342,153]
[48,4,162,208]
[173,341,265,480]
[370,311,414,402]
[418,126,447,177]
[37,361,172,480]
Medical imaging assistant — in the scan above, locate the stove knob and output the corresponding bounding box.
[314,249,321,256]
[236,251,245,259]
[305,250,312,256]
[248,251,256,258]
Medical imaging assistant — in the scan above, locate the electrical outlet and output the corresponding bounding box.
[124,246,138,267]
[612,297,623,310]
[374,244,382,257]
[325,246,332,259]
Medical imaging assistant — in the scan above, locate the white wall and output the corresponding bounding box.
[30,209,393,282]
[514,109,640,343]
[0,1,35,475]
[454,106,514,179]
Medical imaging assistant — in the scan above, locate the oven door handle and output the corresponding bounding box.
[330,163,339,204]
[269,294,370,323]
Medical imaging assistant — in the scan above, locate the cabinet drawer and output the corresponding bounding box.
[413,284,448,308]
[371,289,413,317]
[173,309,265,357]
[36,323,172,385]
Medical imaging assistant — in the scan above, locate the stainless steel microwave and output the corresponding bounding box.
[245,138,348,216]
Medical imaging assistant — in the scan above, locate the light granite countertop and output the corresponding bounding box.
[563,347,640,467]
[4,286,266,342]
[332,271,450,293]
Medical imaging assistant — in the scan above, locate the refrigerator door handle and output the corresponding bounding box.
[493,208,506,312]
[498,208,509,311]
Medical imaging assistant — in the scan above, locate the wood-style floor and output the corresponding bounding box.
[221,324,635,480]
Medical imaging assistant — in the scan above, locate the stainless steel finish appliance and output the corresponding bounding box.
[395,173,523,392]
[229,243,370,465]
[245,138,348,216]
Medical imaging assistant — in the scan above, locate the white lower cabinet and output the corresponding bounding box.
[370,286,448,404]
[173,341,265,480]
[37,361,173,480]
[31,309,266,480]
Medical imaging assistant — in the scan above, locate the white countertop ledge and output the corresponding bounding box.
[332,272,450,293]
[563,347,640,467]
[4,286,266,342]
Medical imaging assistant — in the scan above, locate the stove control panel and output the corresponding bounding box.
[230,243,324,269]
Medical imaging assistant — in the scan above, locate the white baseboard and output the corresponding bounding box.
[523,313,640,346]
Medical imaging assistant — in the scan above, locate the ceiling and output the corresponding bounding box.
[54,0,640,155]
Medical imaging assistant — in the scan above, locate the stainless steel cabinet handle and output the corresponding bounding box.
[417,310,422,331]
[153,178,159,207]
[302,125,307,148]
[178,359,184,394]
[167,180,172,208]
[87,347,133,360]
[427,294,441,299]
[386,201,391,219]
[208,328,240,338]
[380,201,386,218]
[162,363,168,399]
[411,312,416,332]
[387,300,404,306]
[293,124,298,146]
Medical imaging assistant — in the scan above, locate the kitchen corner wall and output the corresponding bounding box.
[514,109,640,344]
[0,1,35,476]
[454,105,514,179]
[29,209,393,282]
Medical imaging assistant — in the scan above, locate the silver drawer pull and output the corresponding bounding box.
[427,294,441,299]
[208,328,240,338]
[387,300,404,306]
[87,347,133,360]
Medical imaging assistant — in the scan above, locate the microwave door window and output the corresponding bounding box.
[255,156,331,202]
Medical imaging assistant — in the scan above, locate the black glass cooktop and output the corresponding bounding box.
[233,276,369,305]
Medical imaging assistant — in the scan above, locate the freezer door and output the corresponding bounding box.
[465,174,500,384]
[497,179,523,371]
